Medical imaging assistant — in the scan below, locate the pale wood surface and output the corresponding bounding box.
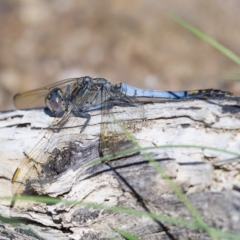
[0,97,240,239]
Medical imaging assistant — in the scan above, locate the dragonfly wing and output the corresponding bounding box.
[13,78,83,109]
[14,89,50,109]
[11,114,88,198]
[12,138,49,195]
[100,87,144,158]
[12,116,65,196]
[12,80,94,198]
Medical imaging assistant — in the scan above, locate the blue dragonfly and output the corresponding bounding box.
[12,76,233,197]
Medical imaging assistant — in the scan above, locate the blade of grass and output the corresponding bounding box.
[112,117,211,236]
[110,115,240,240]
[89,114,240,239]
[112,228,140,240]
[2,195,240,239]
[169,13,240,65]
[89,127,240,238]
[1,195,202,228]
[87,144,240,166]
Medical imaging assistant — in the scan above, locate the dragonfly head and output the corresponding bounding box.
[46,88,66,115]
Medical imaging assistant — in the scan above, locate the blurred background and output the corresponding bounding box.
[1,0,240,110]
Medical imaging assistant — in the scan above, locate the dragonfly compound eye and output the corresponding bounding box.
[46,88,66,114]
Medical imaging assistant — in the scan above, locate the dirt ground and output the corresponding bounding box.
[1,0,240,110]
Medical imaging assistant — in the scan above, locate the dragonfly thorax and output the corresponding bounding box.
[46,88,66,115]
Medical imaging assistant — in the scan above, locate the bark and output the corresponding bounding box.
[0,97,240,240]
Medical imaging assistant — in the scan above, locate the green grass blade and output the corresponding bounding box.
[110,117,211,235]
[112,228,140,240]
[87,144,240,166]
[169,13,240,65]
[107,115,240,239]
[2,196,240,239]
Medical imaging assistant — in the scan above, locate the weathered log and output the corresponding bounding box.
[0,97,240,240]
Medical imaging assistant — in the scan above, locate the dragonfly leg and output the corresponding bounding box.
[64,84,71,107]
[73,111,91,133]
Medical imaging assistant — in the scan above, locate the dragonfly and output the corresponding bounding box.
[12,76,233,198]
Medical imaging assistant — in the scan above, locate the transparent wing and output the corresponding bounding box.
[11,113,85,197]
[14,78,82,109]
[12,81,93,199]
[100,87,144,158]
